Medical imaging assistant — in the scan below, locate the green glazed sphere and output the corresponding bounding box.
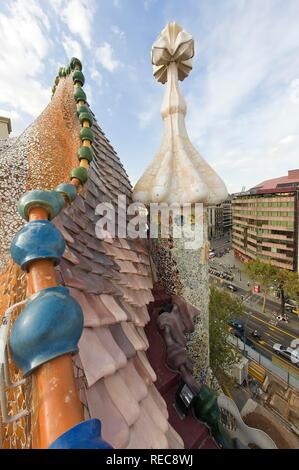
[77,146,93,163]
[72,70,85,86]
[74,87,86,103]
[80,127,94,144]
[70,167,88,185]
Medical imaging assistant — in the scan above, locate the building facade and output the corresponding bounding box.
[222,197,232,235]
[0,116,11,139]
[232,170,299,271]
[208,197,232,241]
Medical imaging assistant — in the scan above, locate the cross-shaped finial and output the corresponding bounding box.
[151,22,194,84]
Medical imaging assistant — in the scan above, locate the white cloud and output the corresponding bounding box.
[62,34,82,60]
[182,0,299,192]
[111,25,125,39]
[95,42,122,72]
[143,0,156,10]
[279,135,297,145]
[59,0,93,48]
[89,67,103,85]
[0,109,21,121]
[0,0,50,118]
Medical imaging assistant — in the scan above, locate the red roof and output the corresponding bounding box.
[252,170,299,191]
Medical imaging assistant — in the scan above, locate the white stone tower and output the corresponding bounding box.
[133,22,228,383]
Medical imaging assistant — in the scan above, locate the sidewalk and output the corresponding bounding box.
[210,249,298,309]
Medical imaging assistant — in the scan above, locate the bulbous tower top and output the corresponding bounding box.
[132,22,228,206]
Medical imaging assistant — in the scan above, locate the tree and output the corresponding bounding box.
[272,268,299,315]
[243,258,277,313]
[209,286,244,379]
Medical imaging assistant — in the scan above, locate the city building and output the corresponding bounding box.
[208,197,232,241]
[0,116,11,139]
[232,170,299,271]
[222,197,232,235]
[208,204,224,240]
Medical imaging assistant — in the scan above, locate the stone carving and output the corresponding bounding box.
[217,394,277,449]
[157,300,200,393]
[133,22,228,205]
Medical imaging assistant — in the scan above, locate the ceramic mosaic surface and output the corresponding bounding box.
[0,74,184,449]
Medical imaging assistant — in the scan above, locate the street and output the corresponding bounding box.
[209,247,299,377]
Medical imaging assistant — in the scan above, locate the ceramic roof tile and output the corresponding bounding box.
[104,372,140,427]
[93,326,127,371]
[109,324,136,359]
[121,322,147,351]
[141,393,169,433]
[85,380,130,449]
[114,259,138,274]
[53,218,74,243]
[100,294,128,322]
[118,360,148,403]
[78,328,116,386]
[148,385,169,419]
[69,288,102,327]
[165,426,184,449]
[126,407,169,449]
[62,245,80,265]
[88,294,117,325]
[133,351,157,384]
[136,326,150,349]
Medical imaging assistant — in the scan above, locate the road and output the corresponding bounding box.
[210,276,299,376]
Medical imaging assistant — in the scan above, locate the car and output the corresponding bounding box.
[226,284,238,292]
[273,344,299,366]
[228,319,244,332]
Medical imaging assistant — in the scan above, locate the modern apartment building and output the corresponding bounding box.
[222,197,232,234]
[208,197,232,241]
[232,170,299,271]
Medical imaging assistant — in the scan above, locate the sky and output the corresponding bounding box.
[0,0,299,194]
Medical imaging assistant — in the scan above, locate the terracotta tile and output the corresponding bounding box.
[79,328,116,387]
[109,324,136,359]
[85,380,130,449]
[126,407,168,449]
[62,245,80,265]
[85,273,120,295]
[133,351,157,385]
[121,322,146,351]
[100,294,127,322]
[165,426,184,449]
[88,294,116,326]
[93,326,127,371]
[141,393,168,433]
[53,219,74,243]
[118,359,148,403]
[118,238,131,250]
[117,299,137,323]
[138,305,151,324]
[115,259,138,274]
[69,288,102,327]
[104,372,140,426]
[59,212,81,234]
[148,385,168,419]
[60,260,87,290]
[136,326,149,349]
[124,425,149,448]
